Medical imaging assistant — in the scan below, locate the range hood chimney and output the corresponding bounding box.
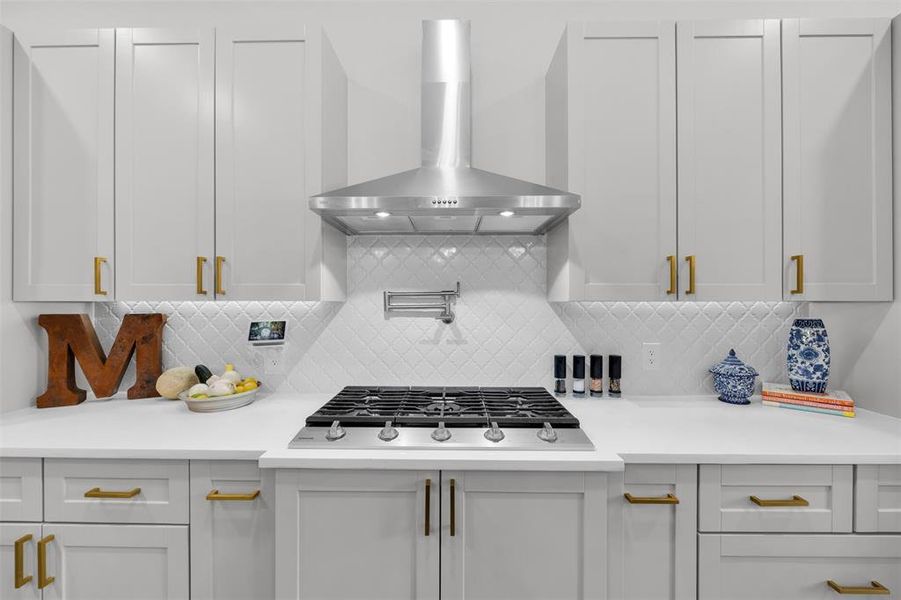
[311,19,580,235]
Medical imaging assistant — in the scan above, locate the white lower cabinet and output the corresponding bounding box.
[441,471,607,600]
[0,523,42,599]
[38,523,189,599]
[699,534,901,600]
[607,464,696,600]
[275,469,440,600]
[190,460,275,600]
[275,469,607,600]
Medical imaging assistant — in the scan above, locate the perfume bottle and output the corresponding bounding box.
[590,355,603,396]
[572,355,586,396]
[608,355,622,396]
[554,355,566,396]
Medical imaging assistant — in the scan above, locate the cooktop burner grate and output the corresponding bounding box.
[305,386,580,429]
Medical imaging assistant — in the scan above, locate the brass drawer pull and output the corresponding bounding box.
[94,257,108,296]
[196,256,208,295]
[791,254,805,294]
[666,255,677,295]
[827,580,890,595]
[750,494,808,507]
[685,255,696,295]
[624,492,679,505]
[37,534,54,589]
[84,486,141,499]
[206,489,260,501]
[424,478,431,536]
[450,478,457,537]
[215,256,226,295]
[14,534,33,588]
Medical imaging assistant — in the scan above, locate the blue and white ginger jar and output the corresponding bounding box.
[709,349,758,405]
[787,318,830,394]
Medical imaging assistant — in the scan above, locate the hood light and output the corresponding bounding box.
[499,210,515,217]
[375,211,391,218]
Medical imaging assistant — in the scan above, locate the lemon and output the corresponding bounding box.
[243,380,258,391]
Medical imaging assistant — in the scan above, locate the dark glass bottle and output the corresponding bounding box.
[608,355,622,396]
[572,355,586,396]
[554,355,566,396]
[590,355,603,397]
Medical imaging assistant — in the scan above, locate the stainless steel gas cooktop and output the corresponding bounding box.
[288,386,595,450]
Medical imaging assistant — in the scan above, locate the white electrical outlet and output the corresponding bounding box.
[259,348,286,375]
[642,342,661,371]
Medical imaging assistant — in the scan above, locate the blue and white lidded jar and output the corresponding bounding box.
[709,349,759,405]
[787,318,830,394]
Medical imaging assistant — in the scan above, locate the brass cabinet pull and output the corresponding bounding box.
[791,254,805,294]
[827,580,890,595]
[666,255,677,295]
[37,534,54,589]
[685,255,696,295]
[206,489,260,501]
[450,478,457,537]
[94,257,108,296]
[215,256,226,295]
[196,256,208,295]
[14,534,33,588]
[750,494,808,507]
[424,478,431,536]
[624,492,680,505]
[84,486,141,499]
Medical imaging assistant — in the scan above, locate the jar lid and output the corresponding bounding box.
[709,349,758,377]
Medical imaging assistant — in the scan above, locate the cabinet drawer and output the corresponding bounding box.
[856,465,901,532]
[44,459,188,524]
[0,458,42,522]
[699,465,852,532]
[699,534,901,600]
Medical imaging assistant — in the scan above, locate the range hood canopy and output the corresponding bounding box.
[311,19,580,235]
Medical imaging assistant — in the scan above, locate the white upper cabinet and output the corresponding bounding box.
[782,19,893,301]
[677,20,782,301]
[115,28,216,301]
[13,29,115,301]
[216,28,346,301]
[547,21,677,301]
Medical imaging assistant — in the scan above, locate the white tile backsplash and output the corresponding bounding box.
[95,235,803,396]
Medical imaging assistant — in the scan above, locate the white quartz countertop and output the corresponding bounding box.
[1,392,899,470]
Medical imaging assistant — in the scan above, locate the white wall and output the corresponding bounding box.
[809,12,901,418]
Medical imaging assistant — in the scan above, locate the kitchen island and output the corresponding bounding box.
[1,393,900,599]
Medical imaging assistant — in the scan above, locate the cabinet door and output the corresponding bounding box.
[698,534,901,600]
[115,28,215,301]
[677,20,782,300]
[216,28,310,300]
[0,523,41,599]
[856,465,901,532]
[275,469,439,600]
[441,471,606,600]
[608,465,696,600]
[13,29,114,301]
[783,19,892,301]
[557,22,677,301]
[190,460,275,600]
[40,523,189,600]
[0,458,43,522]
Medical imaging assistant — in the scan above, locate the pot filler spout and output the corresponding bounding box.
[310,19,580,235]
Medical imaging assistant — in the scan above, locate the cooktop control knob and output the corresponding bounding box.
[431,421,452,442]
[378,421,399,442]
[484,421,505,443]
[326,420,346,441]
[537,422,558,443]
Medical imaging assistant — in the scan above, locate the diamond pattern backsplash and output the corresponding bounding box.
[95,235,804,396]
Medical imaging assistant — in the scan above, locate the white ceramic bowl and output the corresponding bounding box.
[179,387,261,413]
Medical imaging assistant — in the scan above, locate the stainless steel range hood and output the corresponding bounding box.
[311,19,580,235]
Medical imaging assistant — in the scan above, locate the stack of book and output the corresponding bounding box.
[761,383,855,418]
